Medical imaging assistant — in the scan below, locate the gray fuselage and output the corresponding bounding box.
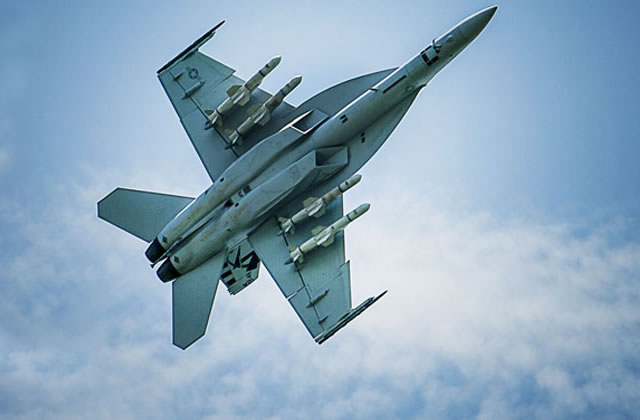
[155,7,496,281]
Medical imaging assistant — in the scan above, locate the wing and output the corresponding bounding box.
[157,22,296,181]
[248,195,385,343]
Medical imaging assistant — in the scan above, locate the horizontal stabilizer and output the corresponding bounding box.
[315,290,387,344]
[97,188,193,242]
[172,252,226,349]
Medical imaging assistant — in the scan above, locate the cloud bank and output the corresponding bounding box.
[1,174,638,419]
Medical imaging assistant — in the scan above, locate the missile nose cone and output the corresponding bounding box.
[290,75,303,87]
[459,5,498,42]
[269,56,282,68]
[357,203,371,214]
[352,174,363,184]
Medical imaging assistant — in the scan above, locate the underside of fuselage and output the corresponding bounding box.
[97,5,498,349]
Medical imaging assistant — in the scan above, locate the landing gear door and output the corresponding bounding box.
[220,239,261,295]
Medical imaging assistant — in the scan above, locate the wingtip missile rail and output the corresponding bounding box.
[157,20,225,75]
[227,75,302,147]
[279,174,363,235]
[206,56,282,128]
[285,203,370,265]
[315,290,388,344]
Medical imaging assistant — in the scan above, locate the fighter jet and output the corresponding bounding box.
[98,6,497,349]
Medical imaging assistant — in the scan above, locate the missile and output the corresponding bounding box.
[227,75,302,147]
[285,203,370,265]
[278,174,362,235]
[205,56,282,127]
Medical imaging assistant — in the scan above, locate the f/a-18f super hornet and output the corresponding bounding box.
[98,6,497,349]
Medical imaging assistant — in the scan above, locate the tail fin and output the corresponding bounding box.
[172,252,226,349]
[97,188,193,242]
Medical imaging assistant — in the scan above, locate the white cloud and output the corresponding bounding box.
[2,1,639,418]
[1,172,639,419]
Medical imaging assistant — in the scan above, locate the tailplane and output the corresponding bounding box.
[97,188,193,242]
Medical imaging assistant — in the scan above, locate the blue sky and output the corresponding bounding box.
[1,1,639,419]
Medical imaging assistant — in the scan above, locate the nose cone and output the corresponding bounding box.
[268,55,282,68]
[458,5,498,42]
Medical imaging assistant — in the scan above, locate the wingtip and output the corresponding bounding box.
[314,290,388,344]
[214,20,226,31]
[173,334,202,350]
[157,20,227,74]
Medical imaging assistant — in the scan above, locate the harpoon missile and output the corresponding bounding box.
[205,56,281,127]
[278,174,362,235]
[227,75,302,147]
[285,203,370,265]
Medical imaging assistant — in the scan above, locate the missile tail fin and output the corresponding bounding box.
[311,226,326,236]
[237,94,251,106]
[302,197,318,207]
[226,84,241,98]
[278,216,294,235]
[320,236,334,247]
[256,113,271,126]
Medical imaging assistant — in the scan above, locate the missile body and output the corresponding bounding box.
[286,203,370,265]
[279,174,362,235]
[205,56,281,127]
[244,56,282,92]
[228,75,302,147]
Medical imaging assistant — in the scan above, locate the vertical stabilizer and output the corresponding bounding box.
[172,252,226,349]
